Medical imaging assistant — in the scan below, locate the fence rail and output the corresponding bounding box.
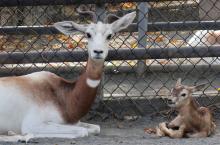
[1,21,220,35]
[0,0,175,7]
[1,46,220,64]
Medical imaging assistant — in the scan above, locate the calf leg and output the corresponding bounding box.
[168,115,182,128]
[186,131,208,138]
[159,122,185,138]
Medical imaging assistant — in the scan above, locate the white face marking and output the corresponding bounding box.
[54,12,136,62]
[86,78,100,88]
[86,22,112,60]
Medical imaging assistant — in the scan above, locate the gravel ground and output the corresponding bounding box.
[1,116,220,145]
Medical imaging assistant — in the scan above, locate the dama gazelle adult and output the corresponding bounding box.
[145,78,216,138]
[0,8,136,142]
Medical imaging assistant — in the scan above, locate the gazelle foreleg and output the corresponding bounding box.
[76,122,100,135]
[0,133,33,143]
[22,122,89,140]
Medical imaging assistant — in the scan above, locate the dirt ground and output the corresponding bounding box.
[1,115,220,145]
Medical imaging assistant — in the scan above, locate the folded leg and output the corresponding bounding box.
[159,122,185,138]
[168,115,182,128]
[0,133,33,142]
[22,122,89,140]
[186,131,208,138]
[76,122,100,135]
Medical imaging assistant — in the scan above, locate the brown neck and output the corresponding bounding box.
[178,97,198,116]
[64,58,104,123]
[86,58,104,80]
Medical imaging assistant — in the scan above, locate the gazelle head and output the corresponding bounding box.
[167,78,206,108]
[54,7,136,62]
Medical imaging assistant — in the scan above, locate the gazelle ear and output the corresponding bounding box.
[110,11,136,33]
[176,78,182,87]
[54,21,88,35]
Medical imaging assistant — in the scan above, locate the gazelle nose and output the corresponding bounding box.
[94,50,103,54]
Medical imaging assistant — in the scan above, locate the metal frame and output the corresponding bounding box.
[0,46,219,64]
[1,21,220,35]
[0,0,219,116]
[0,0,174,7]
[0,0,219,70]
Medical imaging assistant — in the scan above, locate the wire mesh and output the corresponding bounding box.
[0,0,220,118]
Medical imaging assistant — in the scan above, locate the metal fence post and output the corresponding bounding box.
[136,2,149,77]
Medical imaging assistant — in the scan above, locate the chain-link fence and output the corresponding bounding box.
[0,0,220,119]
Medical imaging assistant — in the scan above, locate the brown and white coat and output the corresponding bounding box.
[0,11,136,142]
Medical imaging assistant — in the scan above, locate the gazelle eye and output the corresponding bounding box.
[181,93,186,97]
[106,34,112,40]
[86,33,91,38]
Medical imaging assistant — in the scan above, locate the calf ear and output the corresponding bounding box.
[194,83,207,91]
[175,78,182,87]
[54,21,88,35]
[189,83,207,92]
[110,11,136,33]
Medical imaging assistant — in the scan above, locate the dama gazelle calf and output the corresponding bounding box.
[145,78,216,138]
[0,9,136,142]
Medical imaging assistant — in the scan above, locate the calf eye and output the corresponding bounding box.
[86,33,91,38]
[181,93,186,97]
[106,34,112,40]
